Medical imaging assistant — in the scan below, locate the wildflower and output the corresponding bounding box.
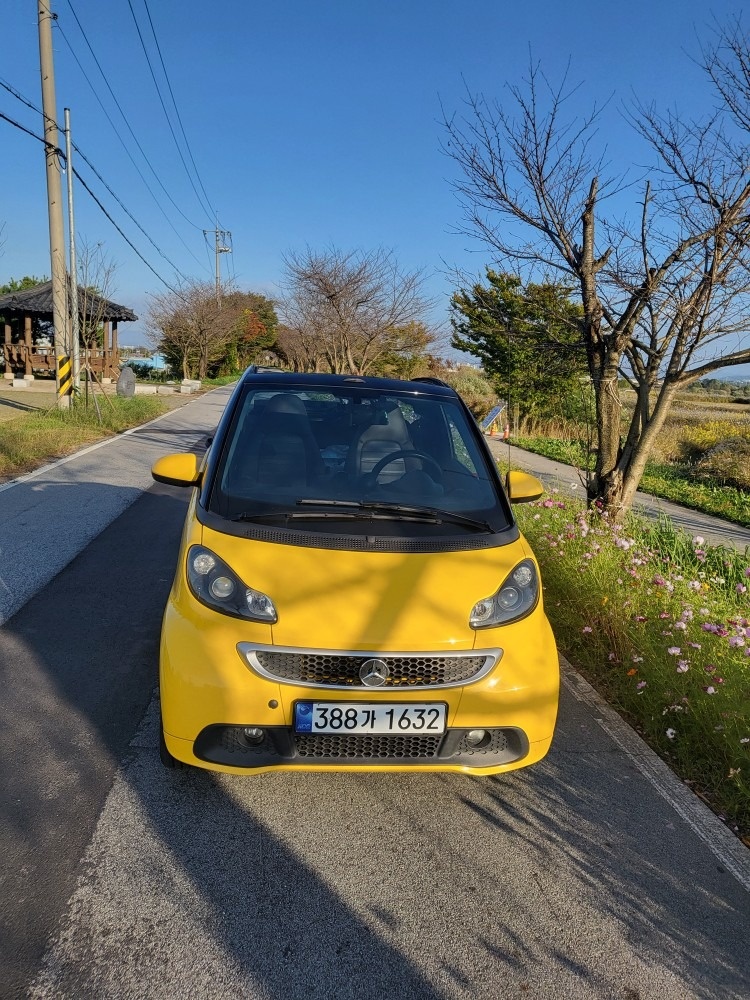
[676,661,689,673]
[667,647,681,656]
[674,621,687,631]
[688,642,702,649]
[737,584,748,595]
[582,626,593,634]
[693,536,705,547]
[688,581,701,592]
[741,738,750,744]
[634,615,647,623]
[653,575,667,587]
[666,728,676,740]
[659,612,671,620]
[636,680,647,690]
[729,636,746,648]
[705,686,717,695]
[632,655,643,663]
[608,652,616,661]
[729,768,741,778]
[627,668,638,676]
[745,568,750,578]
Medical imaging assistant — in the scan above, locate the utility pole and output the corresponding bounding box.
[38,0,71,407]
[204,224,231,305]
[64,108,80,393]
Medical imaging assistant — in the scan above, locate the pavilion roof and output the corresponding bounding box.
[0,281,137,322]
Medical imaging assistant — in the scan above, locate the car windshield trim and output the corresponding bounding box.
[297,498,493,532]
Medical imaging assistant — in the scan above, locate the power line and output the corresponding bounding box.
[63,0,207,236]
[72,168,183,295]
[142,0,217,222]
[52,16,210,272]
[0,77,194,282]
[0,102,183,297]
[128,0,216,223]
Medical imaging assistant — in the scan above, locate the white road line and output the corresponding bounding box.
[561,658,750,892]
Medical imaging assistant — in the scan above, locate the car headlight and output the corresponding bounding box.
[470,559,539,628]
[186,545,277,622]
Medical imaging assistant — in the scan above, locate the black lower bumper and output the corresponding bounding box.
[193,724,529,768]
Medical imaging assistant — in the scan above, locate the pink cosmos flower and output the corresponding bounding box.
[636,681,647,690]
[705,686,716,695]
[676,661,689,673]
[667,647,681,656]
[582,626,593,633]
[737,584,748,595]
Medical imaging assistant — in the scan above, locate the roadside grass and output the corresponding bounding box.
[0,396,169,480]
[515,435,750,528]
[513,493,750,841]
[201,374,239,387]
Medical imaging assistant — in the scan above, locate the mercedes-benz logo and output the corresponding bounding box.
[359,658,390,687]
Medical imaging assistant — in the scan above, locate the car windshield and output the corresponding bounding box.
[208,384,509,534]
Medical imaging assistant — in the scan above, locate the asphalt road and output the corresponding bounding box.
[1,390,749,999]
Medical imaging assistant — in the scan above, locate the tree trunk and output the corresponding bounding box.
[618,383,678,514]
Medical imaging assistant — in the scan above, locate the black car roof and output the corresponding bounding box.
[239,368,457,398]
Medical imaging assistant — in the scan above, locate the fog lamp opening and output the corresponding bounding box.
[465,729,491,749]
[243,727,265,745]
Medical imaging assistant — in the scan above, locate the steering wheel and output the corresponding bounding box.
[368,449,444,483]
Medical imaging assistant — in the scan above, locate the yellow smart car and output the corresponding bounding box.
[152,370,559,774]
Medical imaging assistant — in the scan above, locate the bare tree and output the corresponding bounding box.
[443,36,750,517]
[147,281,234,380]
[279,247,433,375]
[76,240,118,357]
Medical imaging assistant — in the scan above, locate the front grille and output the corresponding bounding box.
[251,649,493,688]
[295,733,442,759]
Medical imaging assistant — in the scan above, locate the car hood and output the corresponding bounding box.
[201,524,532,651]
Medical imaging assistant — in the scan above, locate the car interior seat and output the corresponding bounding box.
[225,393,324,492]
[344,399,419,482]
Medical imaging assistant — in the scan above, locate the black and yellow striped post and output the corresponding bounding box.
[57,354,73,402]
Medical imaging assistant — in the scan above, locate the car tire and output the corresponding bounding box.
[159,719,187,770]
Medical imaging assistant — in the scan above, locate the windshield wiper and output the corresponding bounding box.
[232,508,439,524]
[297,499,492,532]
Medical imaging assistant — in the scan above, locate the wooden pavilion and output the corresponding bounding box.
[0,281,138,380]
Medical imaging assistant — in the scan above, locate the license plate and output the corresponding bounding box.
[294,701,447,735]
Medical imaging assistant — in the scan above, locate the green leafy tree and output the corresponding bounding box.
[451,270,585,421]
[0,275,48,294]
[148,282,278,380]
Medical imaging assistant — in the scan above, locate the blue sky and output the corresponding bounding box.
[2,0,749,376]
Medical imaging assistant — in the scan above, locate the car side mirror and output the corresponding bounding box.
[152,453,202,487]
[505,470,544,504]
